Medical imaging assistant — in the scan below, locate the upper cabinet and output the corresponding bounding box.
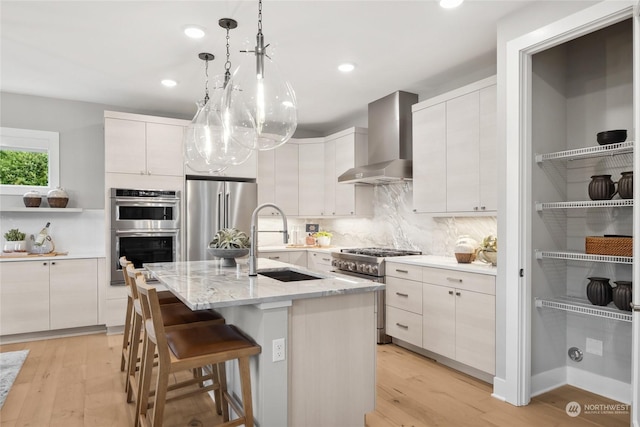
[257,128,373,217]
[104,111,187,177]
[412,77,497,214]
[324,128,373,217]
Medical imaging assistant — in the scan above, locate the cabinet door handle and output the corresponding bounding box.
[51,262,56,265]
[43,262,48,266]
[481,206,486,210]
[395,323,409,329]
[446,277,462,283]
[456,292,461,296]
[448,290,454,295]
[268,256,280,260]
[395,292,409,297]
[395,269,409,274]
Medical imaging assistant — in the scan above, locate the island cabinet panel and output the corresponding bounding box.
[289,292,376,427]
[0,261,50,335]
[257,142,299,216]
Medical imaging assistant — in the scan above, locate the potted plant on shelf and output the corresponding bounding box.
[3,228,27,253]
[314,230,333,247]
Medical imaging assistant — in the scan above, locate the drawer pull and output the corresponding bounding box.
[395,323,409,329]
[395,292,409,297]
[395,269,409,274]
[446,277,462,283]
[448,290,454,295]
[268,256,280,260]
[456,292,461,296]
[322,258,330,262]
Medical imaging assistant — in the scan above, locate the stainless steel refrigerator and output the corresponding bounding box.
[185,175,257,261]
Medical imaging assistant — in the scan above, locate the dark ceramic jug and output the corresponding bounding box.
[586,277,613,306]
[588,175,617,200]
[618,172,633,199]
[613,281,632,311]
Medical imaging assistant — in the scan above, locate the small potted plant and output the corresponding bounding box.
[3,228,27,253]
[476,235,497,266]
[314,230,333,247]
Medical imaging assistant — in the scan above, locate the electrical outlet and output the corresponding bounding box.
[586,338,603,356]
[272,338,285,362]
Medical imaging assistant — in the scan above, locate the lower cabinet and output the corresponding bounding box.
[307,251,333,273]
[385,262,496,376]
[257,250,307,268]
[0,258,99,336]
[422,267,495,375]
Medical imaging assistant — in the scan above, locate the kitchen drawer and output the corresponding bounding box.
[386,276,422,314]
[423,267,495,295]
[386,306,422,347]
[385,262,422,282]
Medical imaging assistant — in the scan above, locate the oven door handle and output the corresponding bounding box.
[114,197,179,205]
[115,229,179,237]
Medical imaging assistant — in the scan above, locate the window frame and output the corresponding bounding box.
[0,127,60,195]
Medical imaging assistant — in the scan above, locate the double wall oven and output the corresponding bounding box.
[110,188,180,285]
[331,248,421,344]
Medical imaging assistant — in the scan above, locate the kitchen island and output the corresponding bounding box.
[145,258,383,427]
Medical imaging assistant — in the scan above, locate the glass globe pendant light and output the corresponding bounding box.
[184,52,229,173]
[223,0,297,151]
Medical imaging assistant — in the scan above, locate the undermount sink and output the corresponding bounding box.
[258,269,325,282]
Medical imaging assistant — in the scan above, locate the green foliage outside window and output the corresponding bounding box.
[0,149,49,186]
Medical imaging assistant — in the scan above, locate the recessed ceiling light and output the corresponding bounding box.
[338,63,355,73]
[184,26,205,39]
[440,0,464,9]
[161,79,177,88]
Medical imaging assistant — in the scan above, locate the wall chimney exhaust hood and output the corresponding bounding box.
[338,91,418,184]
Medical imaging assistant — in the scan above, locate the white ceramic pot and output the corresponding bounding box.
[4,240,26,253]
[317,236,331,247]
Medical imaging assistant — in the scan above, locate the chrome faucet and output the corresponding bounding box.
[249,203,288,276]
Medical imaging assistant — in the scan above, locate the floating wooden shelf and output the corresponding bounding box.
[0,208,83,213]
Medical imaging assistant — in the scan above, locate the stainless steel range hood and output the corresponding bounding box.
[338,91,418,184]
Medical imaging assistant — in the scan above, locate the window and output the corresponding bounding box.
[0,127,59,195]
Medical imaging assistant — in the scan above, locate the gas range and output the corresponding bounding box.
[331,247,422,278]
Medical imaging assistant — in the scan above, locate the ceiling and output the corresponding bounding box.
[1,1,536,136]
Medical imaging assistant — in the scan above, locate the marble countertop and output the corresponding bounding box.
[144,258,384,310]
[385,255,497,275]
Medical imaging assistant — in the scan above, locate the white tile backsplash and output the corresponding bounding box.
[258,182,497,255]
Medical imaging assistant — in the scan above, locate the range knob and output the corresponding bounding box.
[348,262,356,271]
[331,259,339,267]
[370,265,379,275]
[357,263,365,272]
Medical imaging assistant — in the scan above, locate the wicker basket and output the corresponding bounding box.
[455,252,476,263]
[585,236,632,257]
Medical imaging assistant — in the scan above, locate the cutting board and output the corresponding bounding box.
[0,251,69,258]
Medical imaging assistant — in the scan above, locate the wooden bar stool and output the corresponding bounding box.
[136,277,261,427]
[123,263,225,405]
[120,256,181,372]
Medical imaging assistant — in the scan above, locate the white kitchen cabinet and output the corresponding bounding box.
[0,261,50,335]
[49,258,98,330]
[422,268,495,375]
[104,111,186,177]
[325,128,373,216]
[0,258,99,336]
[257,142,299,216]
[307,251,333,273]
[298,140,325,216]
[412,77,496,214]
[258,250,307,268]
[385,263,423,348]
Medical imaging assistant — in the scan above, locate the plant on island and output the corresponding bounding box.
[209,228,250,249]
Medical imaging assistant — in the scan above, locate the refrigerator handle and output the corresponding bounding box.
[217,192,223,231]
[225,191,230,228]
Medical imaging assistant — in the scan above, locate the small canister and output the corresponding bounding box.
[618,171,633,199]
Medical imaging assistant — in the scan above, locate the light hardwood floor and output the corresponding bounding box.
[0,333,631,426]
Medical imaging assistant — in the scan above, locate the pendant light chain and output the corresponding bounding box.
[204,57,210,103]
[258,0,263,34]
[224,26,232,86]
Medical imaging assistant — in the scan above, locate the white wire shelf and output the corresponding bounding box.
[535,250,633,264]
[535,297,632,322]
[535,199,634,211]
[535,141,633,163]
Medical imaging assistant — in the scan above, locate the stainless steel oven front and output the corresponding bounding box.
[109,188,181,285]
[110,229,180,285]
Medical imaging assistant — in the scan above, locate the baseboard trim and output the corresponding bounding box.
[491,377,507,401]
[0,325,107,344]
